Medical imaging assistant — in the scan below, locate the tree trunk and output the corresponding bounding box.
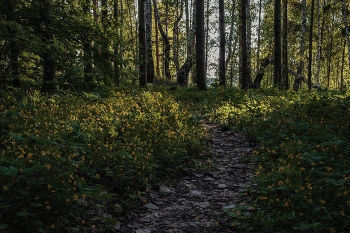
[41,0,56,93]
[274,0,282,87]
[252,57,273,89]
[154,5,160,77]
[114,0,121,86]
[177,0,196,86]
[173,0,184,79]
[145,0,154,83]
[7,0,20,87]
[153,0,171,80]
[342,0,350,70]
[196,0,206,90]
[327,13,334,88]
[240,0,250,89]
[139,0,147,87]
[83,0,93,87]
[219,0,225,86]
[307,0,315,90]
[282,0,288,89]
[256,0,262,78]
[315,0,321,85]
[101,0,112,86]
[341,39,346,90]
[246,0,252,85]
[293,0,306,91]
[92,0,99,22]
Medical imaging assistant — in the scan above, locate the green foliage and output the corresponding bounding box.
[206,88,350,232]
[0,88,205,232]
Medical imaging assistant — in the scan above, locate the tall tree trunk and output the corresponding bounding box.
[154,5,160,77]
[7,0,20,87]
[205,0,210,74]
[315,0,321,85]
[92,0,99,22]
[327,13,334,88]
[101,0,112,86]
[139,0,147,87]
[219,0,225,86]
[173,0,183,79]
[177,0,196,86]
[342,0,350,70]
[274,0,282,87]
[83,0,93,87]
[226,0,238,85]
[196,0,206,90]
[341,39,346,90]
[240,0,250,89]
[307,0,315,90]
[114,0,121,86]
[282,0,288,89]
[293,0,306,91]
[41,0,56,93]
[246,0,252,85]
[256,0,262,77]
[153,0,171,80]
[145,0,154,83]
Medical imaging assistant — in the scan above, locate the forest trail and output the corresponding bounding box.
[116,121,256,233]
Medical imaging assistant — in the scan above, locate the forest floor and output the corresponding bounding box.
[116,120,257,233]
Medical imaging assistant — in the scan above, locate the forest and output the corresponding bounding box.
[0,0,350,232]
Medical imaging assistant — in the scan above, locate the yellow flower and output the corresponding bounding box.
[82,220,85,224]
[278,181,284,186]
[284,202,289,207]
[95,174,100,178]
[3,186,7,191]
[46,164,50,170]
[92,225,96,229]
[46,205,51,210]
[340,210,345,216]
[82,194,87,199]
[330,228,336,233]
[73,194,79,200]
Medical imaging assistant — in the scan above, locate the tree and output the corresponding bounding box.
[139,0,147,87]
[274,0,282,87]
[196,0,206,90]
[342,0,350,70]
[145,0,154,83]
[6,0,20,87]
[177,0,196,86]
[218,0,225,86]
[40,0,56,93]
[308,0,315,90]
[282,0,289,89]
[153,0,171,80]
[83,0,93,87]
[240,0,250,89]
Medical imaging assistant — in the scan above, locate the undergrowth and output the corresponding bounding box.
[203,88,350,232]
[0,88,206,232]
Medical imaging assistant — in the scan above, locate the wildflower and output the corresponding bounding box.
[278,181,284,186]
[46,205,51,210]
[73,194,79,200]
[95,174,100,178]
[330,228,336,233]
[284,202,289,207]
[92,225,96,229]
[340,210,345,216]
[46,164,50,170]
[82,220,85,224]
[300,167,305,171]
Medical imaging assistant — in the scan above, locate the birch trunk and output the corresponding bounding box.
[145,0,154,83]
[293,0,306,91]
[219,0,225,86]
[153,0,171,80]
[342,0,350,70]
[177,0,196,86]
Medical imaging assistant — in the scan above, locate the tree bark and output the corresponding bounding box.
[173,0,184,79]
[153,0,171,80]
[114,0,121,86]
[342,0,350,70]
[282,0,288,89]
[196,0,206,90]
[240,0,250,89]
[293,0,306,91]
[7,0,20,87]
[139,0,147,87]
[83,0,93,87]
[41,0,56,93]
[274,0,282,87]
[219,0,225,86]
[145,0,154,83]
[177,0,196,86]
[307,0,315,90]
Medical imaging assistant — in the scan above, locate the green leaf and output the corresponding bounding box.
[17,210,29,217]
[0,224,8,230]
[0,166,11,175]
[9,166,19,175]
[105,218,118,225]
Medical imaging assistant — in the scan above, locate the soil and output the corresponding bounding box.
[115,121,256,233]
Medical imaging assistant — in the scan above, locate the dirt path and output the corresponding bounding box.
[116,121,256,233]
